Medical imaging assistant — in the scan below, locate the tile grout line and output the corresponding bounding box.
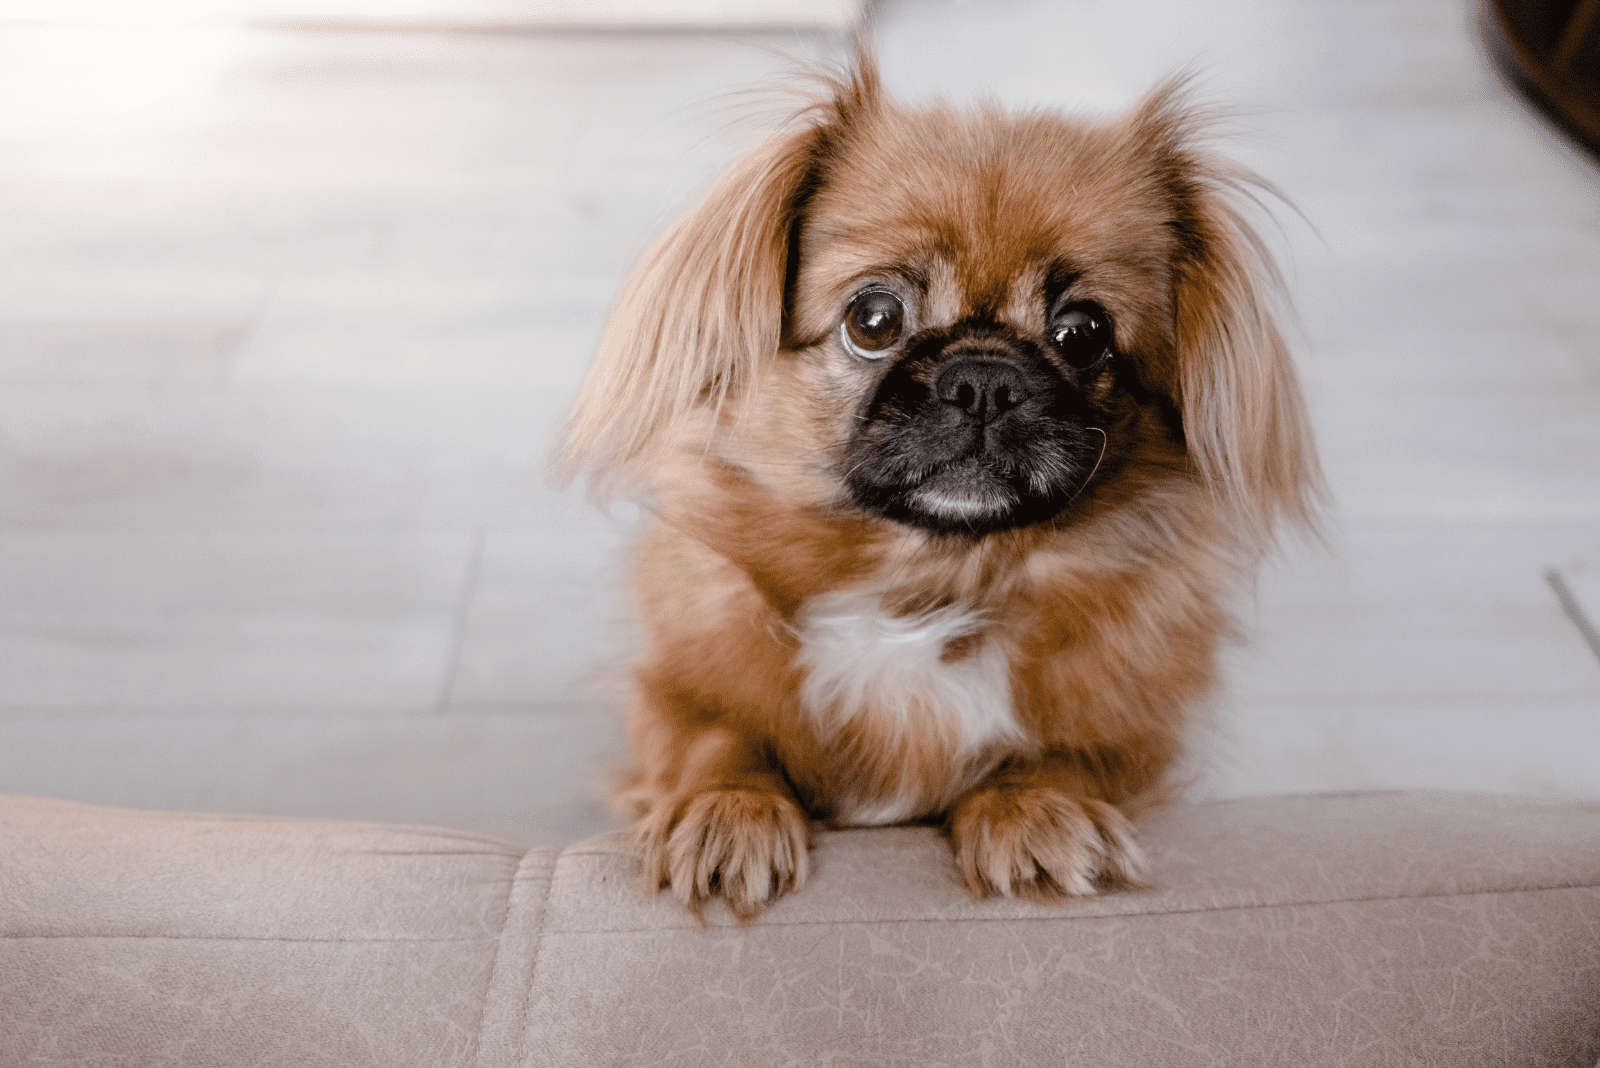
[1544,568,1600,668]
[436,529,489,713]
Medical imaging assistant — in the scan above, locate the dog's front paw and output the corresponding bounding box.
[949,786,1146,902]
[638,788,810,921]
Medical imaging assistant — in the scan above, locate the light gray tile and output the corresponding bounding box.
[1313,364,1600,522]
[1190,699,1600,800]
[1559,563,1600,639]
[231,271,607,389]
[1206,519,1600,800]
[444,507,643,709]
[0,709,627,847]
[0,531,475,709]
[1227,520,1600,708]
[218,0,861,30]
[0,319,257,386]
[0,385,558,531]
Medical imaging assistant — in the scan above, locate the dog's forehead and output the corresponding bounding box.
[805,109,1177,312]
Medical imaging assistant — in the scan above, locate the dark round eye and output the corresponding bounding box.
[1050,301,1113,369]
[841,289,905,359]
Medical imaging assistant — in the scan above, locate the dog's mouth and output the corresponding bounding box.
[906,461,1019,520]
[851,447,1101,535]
[841,330,1109,535]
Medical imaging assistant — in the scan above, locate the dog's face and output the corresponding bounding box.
[779,109,1188,536]
[568,63,1315,555]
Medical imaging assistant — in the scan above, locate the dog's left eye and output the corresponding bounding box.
[841,289,906,359]
[1050,301,1113,369]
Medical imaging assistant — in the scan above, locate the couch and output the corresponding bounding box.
[2,789,1597,1066]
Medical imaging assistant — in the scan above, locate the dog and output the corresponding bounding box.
[562,50,1321,920]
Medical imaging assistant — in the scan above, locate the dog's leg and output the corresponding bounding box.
[945,753,1154,902]
[633,726,809,922]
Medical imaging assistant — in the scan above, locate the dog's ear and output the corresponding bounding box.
[1127,83,1325,549]
[561,54,882,488]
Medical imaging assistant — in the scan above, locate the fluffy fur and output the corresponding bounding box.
[563,50,1321,921]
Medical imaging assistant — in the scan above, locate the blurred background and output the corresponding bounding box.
[1,0,1596,847]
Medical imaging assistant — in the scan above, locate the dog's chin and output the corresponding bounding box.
[848,460,1077,537]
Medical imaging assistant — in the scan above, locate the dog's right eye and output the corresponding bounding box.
[841,289,905,359]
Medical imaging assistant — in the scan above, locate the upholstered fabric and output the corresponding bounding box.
[2,791,1597,1066]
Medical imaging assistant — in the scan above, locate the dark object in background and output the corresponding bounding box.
[1482,0,1600,161]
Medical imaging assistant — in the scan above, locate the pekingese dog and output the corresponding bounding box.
[563,50,1321,920]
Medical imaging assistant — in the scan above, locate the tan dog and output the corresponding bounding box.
[564,51,1321,920]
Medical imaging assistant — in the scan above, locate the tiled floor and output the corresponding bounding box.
[1,0,1597,846]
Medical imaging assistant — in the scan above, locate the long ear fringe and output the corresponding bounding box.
[1133,81,1327,553]
[558,128,812,491]
[558,47,883,494]
[1177,197,1327,552]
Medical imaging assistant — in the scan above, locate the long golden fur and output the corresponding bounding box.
[563,51,1321,921]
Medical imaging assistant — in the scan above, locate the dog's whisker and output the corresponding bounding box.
[1062,428,1109,509]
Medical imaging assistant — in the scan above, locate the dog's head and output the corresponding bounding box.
[565,53,1319,549]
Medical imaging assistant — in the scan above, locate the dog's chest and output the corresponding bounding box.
[794,588,1025,825]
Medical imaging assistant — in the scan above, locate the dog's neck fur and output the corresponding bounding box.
[794,583,1026,826]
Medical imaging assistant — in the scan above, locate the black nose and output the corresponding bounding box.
[935,357,1029,423]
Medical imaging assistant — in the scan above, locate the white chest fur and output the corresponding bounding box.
[795,587,1025,826]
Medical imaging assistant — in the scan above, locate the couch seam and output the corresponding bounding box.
[514,847,558,1068]
[469,848,538,1068]
[539,879,1600,936]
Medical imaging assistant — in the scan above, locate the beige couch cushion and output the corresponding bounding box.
[0,793,546,1066]
[2,791,1597,1066]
